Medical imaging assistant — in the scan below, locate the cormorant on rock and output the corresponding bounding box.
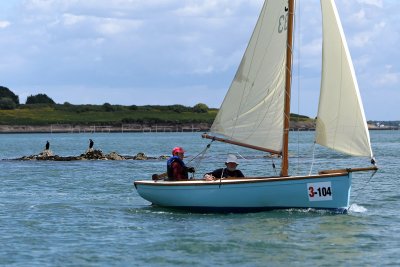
[89,139,94,149]
[40,140,53,157]
[86,139,95,154]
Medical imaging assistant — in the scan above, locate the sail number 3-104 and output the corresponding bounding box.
[307,182,333,201]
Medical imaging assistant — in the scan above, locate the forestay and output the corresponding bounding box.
[316,0,373,158]
[210,0,288,153]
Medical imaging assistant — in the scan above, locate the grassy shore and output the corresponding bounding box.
[0,104,217,125]
[0,104,318,133]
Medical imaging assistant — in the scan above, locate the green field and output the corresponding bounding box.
[0,104,218,125]
[0,103,316,126]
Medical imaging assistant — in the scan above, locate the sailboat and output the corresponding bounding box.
[134,0,378,213]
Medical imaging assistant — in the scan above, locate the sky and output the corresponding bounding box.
[0,0,398,120]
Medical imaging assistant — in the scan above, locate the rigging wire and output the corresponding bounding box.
[186,139,215,176]
[289,0,301,175]
[296,0,301,176]
[350,169,378,204]
[235,152,246,161]
[308,141,317,175]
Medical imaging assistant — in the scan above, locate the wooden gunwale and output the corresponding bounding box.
[319,166,378,175]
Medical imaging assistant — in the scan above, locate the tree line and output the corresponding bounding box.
[0,86,211,113]
[0,85,317,127]
[0,86,55,109]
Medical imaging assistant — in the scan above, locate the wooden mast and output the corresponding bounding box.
[281,0,295,177]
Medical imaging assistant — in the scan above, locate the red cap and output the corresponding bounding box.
[172,146,185,155]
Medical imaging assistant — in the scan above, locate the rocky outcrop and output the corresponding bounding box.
[15,149,129,161]
[12,149,172,161]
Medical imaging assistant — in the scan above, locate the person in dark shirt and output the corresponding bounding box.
[204,154,244,180]
[166,146,195,181]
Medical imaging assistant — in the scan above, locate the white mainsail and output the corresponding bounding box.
[211,0,289,153]
[316,0,373,158]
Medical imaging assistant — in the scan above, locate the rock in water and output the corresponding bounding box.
[133,152,148,160]
[82,149,106,160]
[39,149,54,158]
[106,152,125,160]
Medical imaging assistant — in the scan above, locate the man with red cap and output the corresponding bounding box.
[166,146,195,180]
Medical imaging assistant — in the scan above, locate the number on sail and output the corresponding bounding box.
[278,13,288,33]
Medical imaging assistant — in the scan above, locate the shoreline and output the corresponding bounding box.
[0,122,398,133]
[0,123,212,134]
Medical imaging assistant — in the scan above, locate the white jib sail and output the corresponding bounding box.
[316,0,373,157]
[211,0,289,152]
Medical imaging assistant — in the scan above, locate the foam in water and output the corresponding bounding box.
[349,203,367,213]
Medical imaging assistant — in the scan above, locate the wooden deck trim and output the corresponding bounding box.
[318,166,378,175]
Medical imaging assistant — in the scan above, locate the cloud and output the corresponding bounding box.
[0,0,398,120]
[356,0,383,8]
[175,1,233,17]
[174,0,263,17]
[375,65,400,86]
[62,13,85,26]
[376,72,399,85]
[353,9,366,21]
[61,13,143,36]
[0,20,11,29]
[350,21,386,47]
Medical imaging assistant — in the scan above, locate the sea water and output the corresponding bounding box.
[0,131,399,266]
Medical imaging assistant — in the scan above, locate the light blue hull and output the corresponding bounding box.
[134,173,352,212]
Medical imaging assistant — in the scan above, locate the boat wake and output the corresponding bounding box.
[349,203,367,213]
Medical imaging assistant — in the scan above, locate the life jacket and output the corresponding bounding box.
[167,156,188,180]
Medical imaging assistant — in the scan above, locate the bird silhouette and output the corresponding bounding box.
[89,139,94,149]
[45,141,50,150]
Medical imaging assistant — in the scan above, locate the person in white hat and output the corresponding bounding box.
[204,154,244,180]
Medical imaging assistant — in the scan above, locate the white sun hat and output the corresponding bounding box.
[225,154,239,164]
